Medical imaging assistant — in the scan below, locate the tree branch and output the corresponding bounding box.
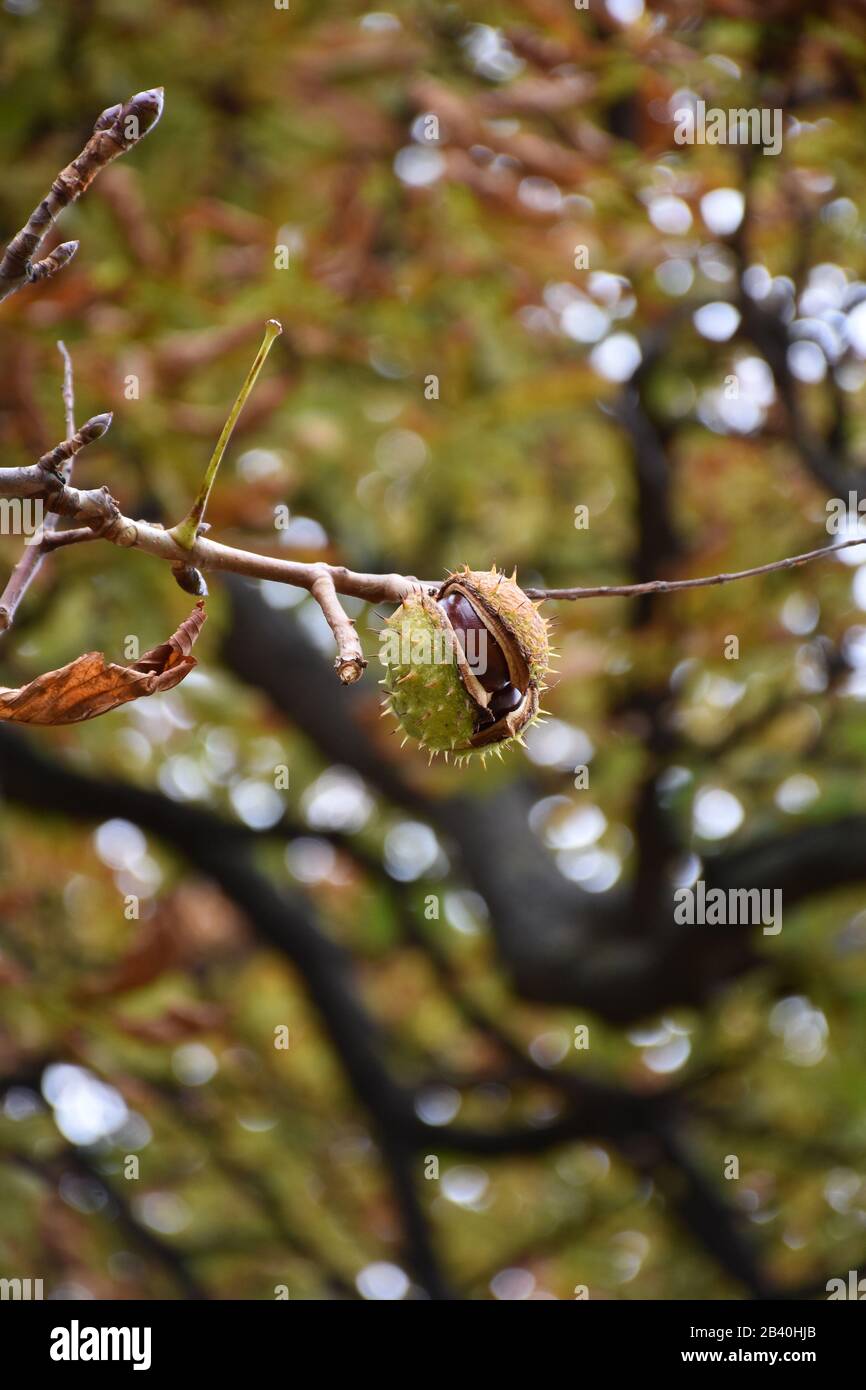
[525,536,866,601]
[0,88,164,303]
[0,396,114,631]
[0,342,78,631]
[3,422,865,653]
[1,90,860,681]
[310,567,368,683]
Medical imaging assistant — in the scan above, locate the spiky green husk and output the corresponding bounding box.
[382,570,552,762]
[383,593,477,752]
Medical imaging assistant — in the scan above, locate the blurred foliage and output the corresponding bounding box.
[1,0,866,1301]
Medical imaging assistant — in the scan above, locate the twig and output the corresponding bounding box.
[0,443,426,597]
[310,568,368,683]
[523,537,866,600]
[9,445,866,606]
[0,418,117,632]
[35,411,113,479]
[0,343,90,632]
[2,92,861,673]
[41,526,99,551]
[0,89,164,303]
[11,422,863,609]
[58,339,75,443]
[3,423,866,663]
[0,86,161,627]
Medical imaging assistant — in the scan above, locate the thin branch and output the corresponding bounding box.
[35,411,113,479]
[310,568,368,684]
[0,440,428,596]
[3,93,853,674]
[8,440,864,609]
[0,88,164,303]
[0,345,93,632]
[0,555,43,638]
[58,339,75,443]
[41,526,99,551]
[3,423,865,665]
[0,87,160,628]
[16,465,866,607]
[524,536,866,601]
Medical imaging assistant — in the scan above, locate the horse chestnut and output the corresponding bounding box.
[381,566,551,761]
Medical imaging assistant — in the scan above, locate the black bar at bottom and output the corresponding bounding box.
[2,1296,859,1375]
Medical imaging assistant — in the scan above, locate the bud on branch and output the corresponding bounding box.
[0,87,164,303]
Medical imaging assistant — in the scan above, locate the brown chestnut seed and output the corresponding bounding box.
[437,589,527,737]
[489,683,523,719]
[438,591,513,692]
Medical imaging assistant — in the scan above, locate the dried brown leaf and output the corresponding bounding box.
[0,601,205,725]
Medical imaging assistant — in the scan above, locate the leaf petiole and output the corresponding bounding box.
[169,318,282,552]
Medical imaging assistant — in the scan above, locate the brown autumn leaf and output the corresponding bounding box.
[0,601,205,724]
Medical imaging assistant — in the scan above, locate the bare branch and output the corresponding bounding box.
[0,88,164,303]
[524,537,866,601]
[0,437,427,603]
[0,79,858,674]
[36,411,113,479]
[41,527,98,552]
[0,342,87,633]
[58,339,76,444]
[2,425,864,665]
[0,553,42,633]
[310,567,368,684]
